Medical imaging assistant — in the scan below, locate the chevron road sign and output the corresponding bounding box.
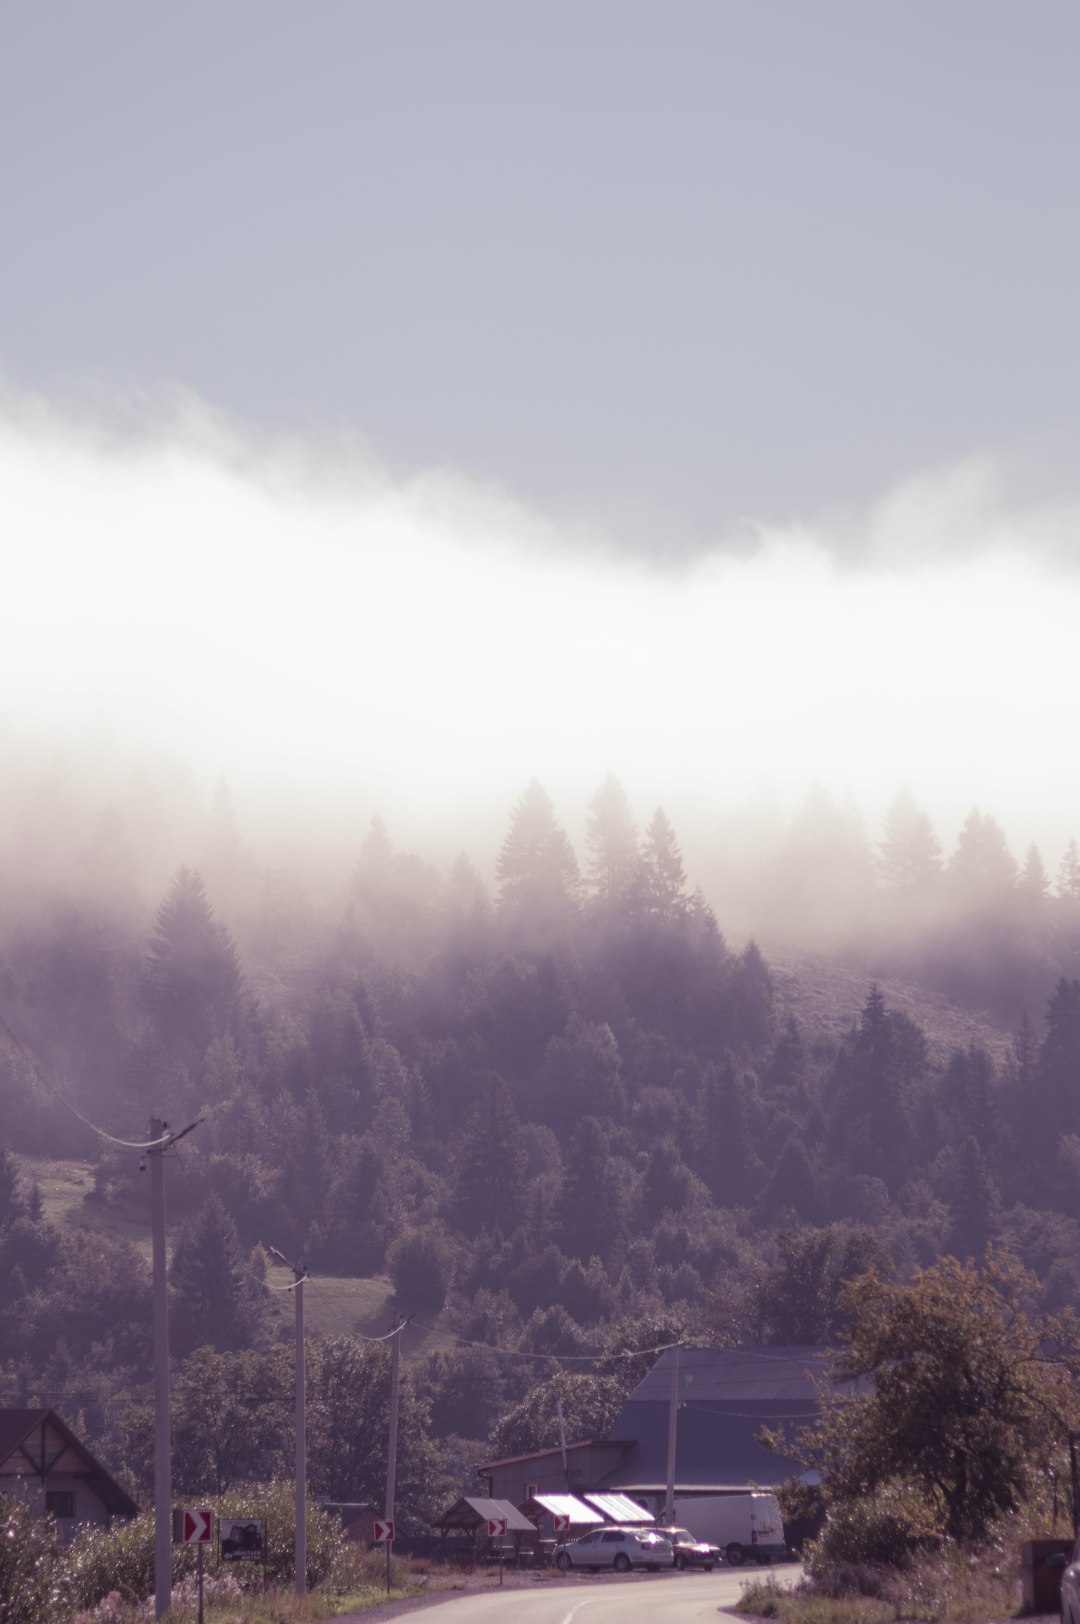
[373,1518,395,1543]
[174,1508,213,1544]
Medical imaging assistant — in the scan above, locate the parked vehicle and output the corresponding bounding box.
[672,1492,786,1566]
[554,1526,674,1571]
[654,1525,721,1570]
[1054,1534,1080,1624]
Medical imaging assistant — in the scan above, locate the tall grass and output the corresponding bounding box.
[738,1543,1026,1624]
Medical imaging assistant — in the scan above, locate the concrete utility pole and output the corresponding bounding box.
[384,1322,402,1595]
[556,1398,570,1492]
[664,1344,681,1525]
[272,1248,308,1595]
[148,1115,202,1624]
[294,1262,306,1595]
[149,1118,171,1623]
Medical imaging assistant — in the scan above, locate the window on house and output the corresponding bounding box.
[45,1491,75,1518]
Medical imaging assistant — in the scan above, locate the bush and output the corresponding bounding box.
[65,1481,351,1609]
[806,1483,940,1572]
[66,1513,192,1609]
[0,1496,74,1624]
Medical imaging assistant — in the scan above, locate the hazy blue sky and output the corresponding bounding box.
[6,1,1079,545]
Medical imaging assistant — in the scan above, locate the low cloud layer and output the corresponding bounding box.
[3,388,1078,862]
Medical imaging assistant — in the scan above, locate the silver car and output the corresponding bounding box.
[555,1526,674,1572]
[1056,1536,1080,1624]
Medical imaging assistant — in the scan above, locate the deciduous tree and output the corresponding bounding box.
[784,1254,1080,1544]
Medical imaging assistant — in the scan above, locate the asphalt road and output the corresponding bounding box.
[361,1562,801,1624]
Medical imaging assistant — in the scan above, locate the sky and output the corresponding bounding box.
[3,2,1080,870]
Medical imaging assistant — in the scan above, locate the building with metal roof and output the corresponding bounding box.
[596,1345,830,1500]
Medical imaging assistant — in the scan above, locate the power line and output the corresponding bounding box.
[409,1319,684,1366]
[0,1005,200,1151]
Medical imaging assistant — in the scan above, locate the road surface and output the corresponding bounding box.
[358,1563,801,1624]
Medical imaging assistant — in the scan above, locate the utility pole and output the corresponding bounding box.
[272,1248,308,1595]
[384,1322,402,1596]
[149,1118,171,1623]
[147,1115,202,1624]
[556,1398,570,1492]
[664,1344,680,1526]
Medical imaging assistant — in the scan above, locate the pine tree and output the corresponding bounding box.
[585,773,639,907]
[1057,839,1080,902]
[949,810,1017,907]
[451,1076,527,1237]
[0,1144,22,1225]
[1017,844,1050,909]
[758,1138,821,1225]
[949,1136,1001,1261]
[496,780,580,922]
[560,1117,625,1263]
[170,1194,268,1356]
[638,808,687,918]
[878,788,942,893]
[144,867,243,1061]
[1035,978,1080,1131]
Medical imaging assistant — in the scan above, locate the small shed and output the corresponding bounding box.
[518,1491,603,1563]
[319,1501,379,1547]
[521,1491,603,1535]
[434,1495,536,1563]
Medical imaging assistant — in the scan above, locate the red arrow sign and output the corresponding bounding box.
[487,1516,508,1538]
[373,1518,395,1543]
[552,1513,571,1532]
[183,1509,213,1544]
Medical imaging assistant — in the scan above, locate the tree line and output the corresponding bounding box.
[2,770,1080,1526]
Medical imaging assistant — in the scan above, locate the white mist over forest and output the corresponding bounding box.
[3,387,1078,879]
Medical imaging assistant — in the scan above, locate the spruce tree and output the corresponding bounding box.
[170,1194,267,1356]
[638,808,687,918]
[1057,838,1080,902]
[878,787,942,892]
[496,780,580,922]
[144,867,243,1061]
[451,1076,527,1237]
[584,773,639,906]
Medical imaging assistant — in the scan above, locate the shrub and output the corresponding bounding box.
[65,1481,350,1609]
[0,1496,74,1624]
[66,1513,193,1609]
[806,1482,941,1572]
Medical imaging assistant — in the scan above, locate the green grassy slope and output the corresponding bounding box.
[14,1154,450,1357]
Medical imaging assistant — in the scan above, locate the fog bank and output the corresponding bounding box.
[3,389,1078,863]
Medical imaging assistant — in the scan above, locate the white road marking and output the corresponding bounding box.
[558,1599,599,1624]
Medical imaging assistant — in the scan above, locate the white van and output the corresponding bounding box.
[672,1491,785,1566]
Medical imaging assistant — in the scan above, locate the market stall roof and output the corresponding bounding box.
[435,1496,535,1534]
[530,1493,603,1524]
[584,1491,652,1523]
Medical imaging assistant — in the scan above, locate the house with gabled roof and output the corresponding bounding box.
[0,1409,137,1539]
[476,1346,831,1516]
[595,1344,830,1508]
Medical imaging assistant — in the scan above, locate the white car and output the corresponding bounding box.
[555,1526,674,1572]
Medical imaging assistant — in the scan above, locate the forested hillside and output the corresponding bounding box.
[2,765,1080,1526]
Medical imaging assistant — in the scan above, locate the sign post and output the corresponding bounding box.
[374,1515,395,1596]
[487,1516,508,1585]
[173,1508,213,1624]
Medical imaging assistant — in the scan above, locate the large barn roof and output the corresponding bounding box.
[624,1345,833,1405]
[600,1345,835,1494]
